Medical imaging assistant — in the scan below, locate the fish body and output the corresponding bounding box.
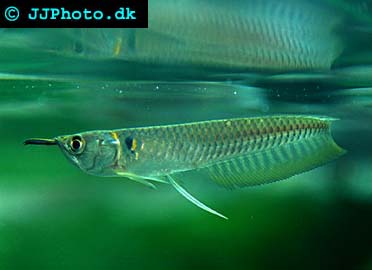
[25,115,345,218]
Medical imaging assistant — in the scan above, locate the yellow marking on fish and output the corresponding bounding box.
[111,132,119,141]
[131,138,138,152]
[110,132,122,163]
[135,152,139,160]
[113,37,123,57]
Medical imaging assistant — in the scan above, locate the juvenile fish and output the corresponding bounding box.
[24,115,346,219]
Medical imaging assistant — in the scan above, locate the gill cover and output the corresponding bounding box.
[55,132,120,176]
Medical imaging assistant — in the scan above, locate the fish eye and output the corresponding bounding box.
[69,135,85,154]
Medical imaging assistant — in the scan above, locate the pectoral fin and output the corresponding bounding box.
[166,175,228,220]
[115,172,157,189]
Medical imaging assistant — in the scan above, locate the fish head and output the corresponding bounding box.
[55,132,119,176]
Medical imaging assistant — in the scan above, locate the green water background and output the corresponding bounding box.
[1,2,372,269]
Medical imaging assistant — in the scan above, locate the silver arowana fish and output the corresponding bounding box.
[24,115,345,219]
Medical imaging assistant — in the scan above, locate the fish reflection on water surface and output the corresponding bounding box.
[0,0,344,72]
[3,0,372,86]
[75,0,342,71]
[25,115,345,219]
